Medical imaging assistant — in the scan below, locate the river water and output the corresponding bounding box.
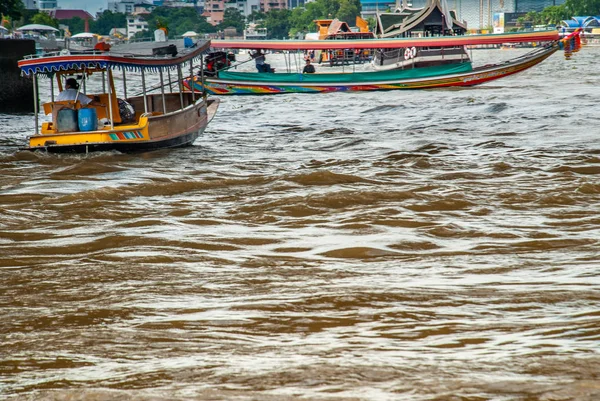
[1,48,599,401]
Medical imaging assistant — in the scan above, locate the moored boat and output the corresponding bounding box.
[18,39,219,153]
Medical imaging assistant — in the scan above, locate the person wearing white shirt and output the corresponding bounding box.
[56,78,95,105]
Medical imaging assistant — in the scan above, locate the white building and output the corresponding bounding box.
[225,0,260,17]
[38,0,57,10]
[108,0,136,14]
[22,0,38,10]
[127,15,148,38]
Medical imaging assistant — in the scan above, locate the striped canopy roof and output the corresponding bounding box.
[211,31,559,51]
[19,40,211,76]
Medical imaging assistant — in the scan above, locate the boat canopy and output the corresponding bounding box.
[211,31,559,51]
[18,40,211,76]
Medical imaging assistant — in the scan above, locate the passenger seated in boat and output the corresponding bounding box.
[303,58,315,74]
[117,98,135,123]
[57,78,103,106]
[251,49,274,73]
[203,52,231,77]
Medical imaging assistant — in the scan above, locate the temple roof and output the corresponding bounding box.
[376,0,467,38]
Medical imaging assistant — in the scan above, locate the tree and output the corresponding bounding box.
[137,7,216,37]
[31,12,59,28]
[263,9,292,39]
[288,6,317,37]
[336,0,361,25]
[564,0,600,16]
[540,5,569,25]
[61,16,85,35]
[0,0,23,20]
[91,10,126,36]
[219,8,245,34]
[366,17,376,32]
[247,10,266,23]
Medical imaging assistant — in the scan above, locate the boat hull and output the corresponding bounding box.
[187,45,558,96]
[27,98,219,153]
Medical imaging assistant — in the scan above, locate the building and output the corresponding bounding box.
[375,0,467,37]
[515,0,565,12]
[260,0,286,13]
[47,9,95,32]
[127,15,149,38]
[38,0,57,10]
[288,0,306,8]
[225,0,261,17]
[108,0,137,14]
[22,0,38,10]
[203,0,224,25]
[363,0,567,30]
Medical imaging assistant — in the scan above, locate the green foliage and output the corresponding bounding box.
[366,17,376,31]
[0,0,24,20]
[288,6,317,37]
[283,0,363,39]
[219,8,245,33]
[248,11,266,23]
[525,0,600,26]
[264,9,292,39]
[31,12,59,28]
[137,6,216,37]
[336,0,361,25]
[91,10,127,35]
[564,0,600,15]
[62,17,86,35]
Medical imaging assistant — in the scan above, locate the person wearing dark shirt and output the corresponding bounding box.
[303,59,315,74]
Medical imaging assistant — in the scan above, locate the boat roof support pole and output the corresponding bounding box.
[102,71,106,94]
[199,55,205,98]
[122,69,127,99]
[141,69,148,113]
[50,73,54,102]
[82,73,86,94]
[167,68,173,93]
[190,60,195,102]
[33,74,38,136]
[294,50,299,73]
[107,69,114,130]
[177,65,183,110]
[159,68,166,114]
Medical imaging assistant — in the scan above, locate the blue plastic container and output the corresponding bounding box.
[56,108,78,132]
[78,107,98,132]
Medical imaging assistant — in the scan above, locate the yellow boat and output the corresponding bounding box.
[18,40,219,153]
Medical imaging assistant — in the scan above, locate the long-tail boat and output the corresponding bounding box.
[183,30,582,96]
[18,39,219,153]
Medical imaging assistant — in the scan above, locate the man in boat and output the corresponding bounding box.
[56,78,102,106]
[251,49,273,73]
[303,58,315,74]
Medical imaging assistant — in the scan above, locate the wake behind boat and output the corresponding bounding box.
[183,30,582,96]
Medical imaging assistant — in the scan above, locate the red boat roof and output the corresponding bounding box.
[212,30,559,51]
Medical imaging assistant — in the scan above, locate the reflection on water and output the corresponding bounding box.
[1,48,600,401]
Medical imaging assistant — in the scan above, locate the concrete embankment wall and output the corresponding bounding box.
[0,39,36,113]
